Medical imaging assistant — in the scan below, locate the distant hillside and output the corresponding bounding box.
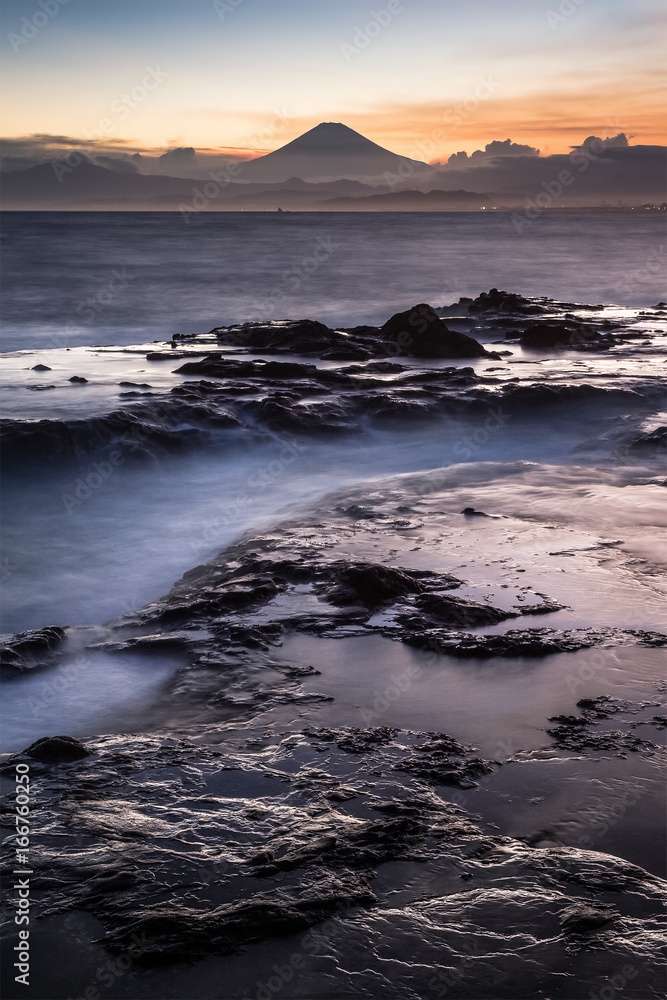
[0,160,191,209]
[319,189,520,211]
[0,161,383,210]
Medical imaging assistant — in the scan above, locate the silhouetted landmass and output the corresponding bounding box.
[1,122,664,209]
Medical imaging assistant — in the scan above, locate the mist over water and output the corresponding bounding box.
[1,213,665,859]
[1,415,599,634]
[1,211,665,352]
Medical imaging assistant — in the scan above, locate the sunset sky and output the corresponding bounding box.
[1,0,665,164]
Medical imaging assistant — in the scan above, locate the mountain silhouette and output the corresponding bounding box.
[240,122,430,182]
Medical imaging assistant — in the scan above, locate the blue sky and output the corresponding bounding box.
[1,0,664,158]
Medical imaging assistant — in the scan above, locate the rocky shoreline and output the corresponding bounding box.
[2,457,666,998]
[1,290,666,999]
[2,291,665,468]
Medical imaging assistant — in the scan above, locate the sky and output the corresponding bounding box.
[1,0,665,166]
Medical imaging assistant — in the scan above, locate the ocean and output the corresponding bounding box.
[1,209,665,1000]
[1,210,665,352]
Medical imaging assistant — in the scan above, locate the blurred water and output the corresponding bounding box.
[1,210,665,352]
[1,413,624,635]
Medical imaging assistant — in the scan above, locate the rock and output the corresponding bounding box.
[321,561,427,610]
[105,884,377,964]
[381,304,489,358]
[175,357,318,379]
[145,351,195,360]
[546,723,655,754]
[2,724,664,997]
[319,346,371,361]
[396,732,495,788]
[23,735,91,762]
[0,625,66,674]
[409,593,517,628]
[624,426,667,459]
[467,288,546,315]
[400,627,601,658]
[68,375,88,383]
[559,903,618,935]
[518,321,614,350]
[212,319,338,355]
[461,507,489,516]
[304,726,399,754]
[31,363,51,370]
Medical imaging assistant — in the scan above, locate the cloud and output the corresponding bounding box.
[423,138,666,203]
[0,134,248,177]
[94,155,139,174]
[573,133,630,149]
[447,139,540,166]
[158,146,196,165]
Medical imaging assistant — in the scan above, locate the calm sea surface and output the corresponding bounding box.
[1,210,665,352]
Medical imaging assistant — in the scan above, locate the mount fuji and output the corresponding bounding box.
[240,122,431,182]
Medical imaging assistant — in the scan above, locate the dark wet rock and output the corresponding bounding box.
[319,346,370,361]
[175,357,321,380]
[23,735,91,762]
[105,881,377,964]
[320,561,428,610]
[574,695,630,719]
[519,598,565,615]
[31,363,52,370]
[113,547,298,628]
[0,625,66,674]
[545,695,664,754]
[545,695,662,747]
[0,398,243,466]
[243,393,358,435]
[68,375,88,383]
[466,288,548,316]
[214,622,284,651]
[5,303,664,469]
[461,506,489,516]
[1,724,664,997]
[304,726,399,754]
[396,732,495,788]
[336,503,376,519]
[211,319,339,355]
[559,902,619,935]
[632,714,667,731]
[407,593,516,628]
[343,360,405,374]
[273,607,370,633]
[381,304,489,358]
[546,724,656,754]
[145,350,195,360]
[89,631,193,653]
[625,629,667,646]
[281,663,320,678]
[548,714,590,727]
[399,627,639,658]
[519,321,616,350]
[624,426,667,459]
